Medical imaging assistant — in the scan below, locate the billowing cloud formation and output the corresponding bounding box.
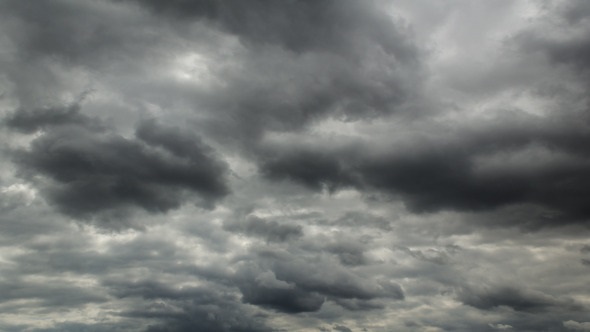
[236,269,325,313]
[261,109,590,223]
[7,105,228,226]
[0,0,589,331]
[130,0,423,144]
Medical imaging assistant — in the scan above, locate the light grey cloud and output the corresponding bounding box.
[489,323,513,330]
[564,320,590,331]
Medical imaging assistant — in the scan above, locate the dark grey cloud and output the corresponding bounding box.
[223,215,303,243]
[261,148,357,192]
[333,325,353,332]
[259,109,590,226]
[515,1,590,78]
[330,298,386,312]
[272,260,404,302]
[123,0,424,147]
[4,102,92,134]
[0,0,174,67]
[457,285,584,313]
[325,241,368,266]
[105,279,271,332]
[132,0,418,60]
[236,268,325,313]
[255,250,404,302]
[230,245,405,315]
[7,104,228,227]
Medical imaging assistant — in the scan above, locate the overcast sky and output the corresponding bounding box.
[1,0,590,331]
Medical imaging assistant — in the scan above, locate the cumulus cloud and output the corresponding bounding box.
[7,105,229,227]
[259,109,590,224]
[236,268,325,313]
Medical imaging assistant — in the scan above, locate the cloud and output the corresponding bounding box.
[248,0,590,229]
[515,1,590,77]
[7,106,229,227]
[398,246,458,265]
[457,285,584,313]
[0,0,174,68]
[236,269,325,313]
[564,320,590,331]
[488,323,513,330]
[333,325,353,332]
[3,102,92,133]
[133,0,419,59]
[231,247,404,314]
[0,0,589,331]
[0,277,108,309]
[122,0,423,148]
[319,211,392,231]
[325,240,368,266]
[259,109,590,225]
[29,322,140,332]
[330,298,385,312]
[223,215,303,243]
[105,279,271,332]
[262,251,404,302]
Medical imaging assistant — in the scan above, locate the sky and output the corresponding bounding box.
[0,0,590,331]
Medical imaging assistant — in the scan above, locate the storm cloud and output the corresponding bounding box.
[260,109,590,224]
[7,104,228,226]
[0,0,589,331]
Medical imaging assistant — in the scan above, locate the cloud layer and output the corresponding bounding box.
[1,0,589,331]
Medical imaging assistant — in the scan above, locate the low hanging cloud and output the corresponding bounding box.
[236,269,325,313]
[456,285,585,313]
[260,109,590,225]
[6,104,229,227]
[105,279,272,332]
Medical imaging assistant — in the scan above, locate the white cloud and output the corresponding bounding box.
[565,320,590,331]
